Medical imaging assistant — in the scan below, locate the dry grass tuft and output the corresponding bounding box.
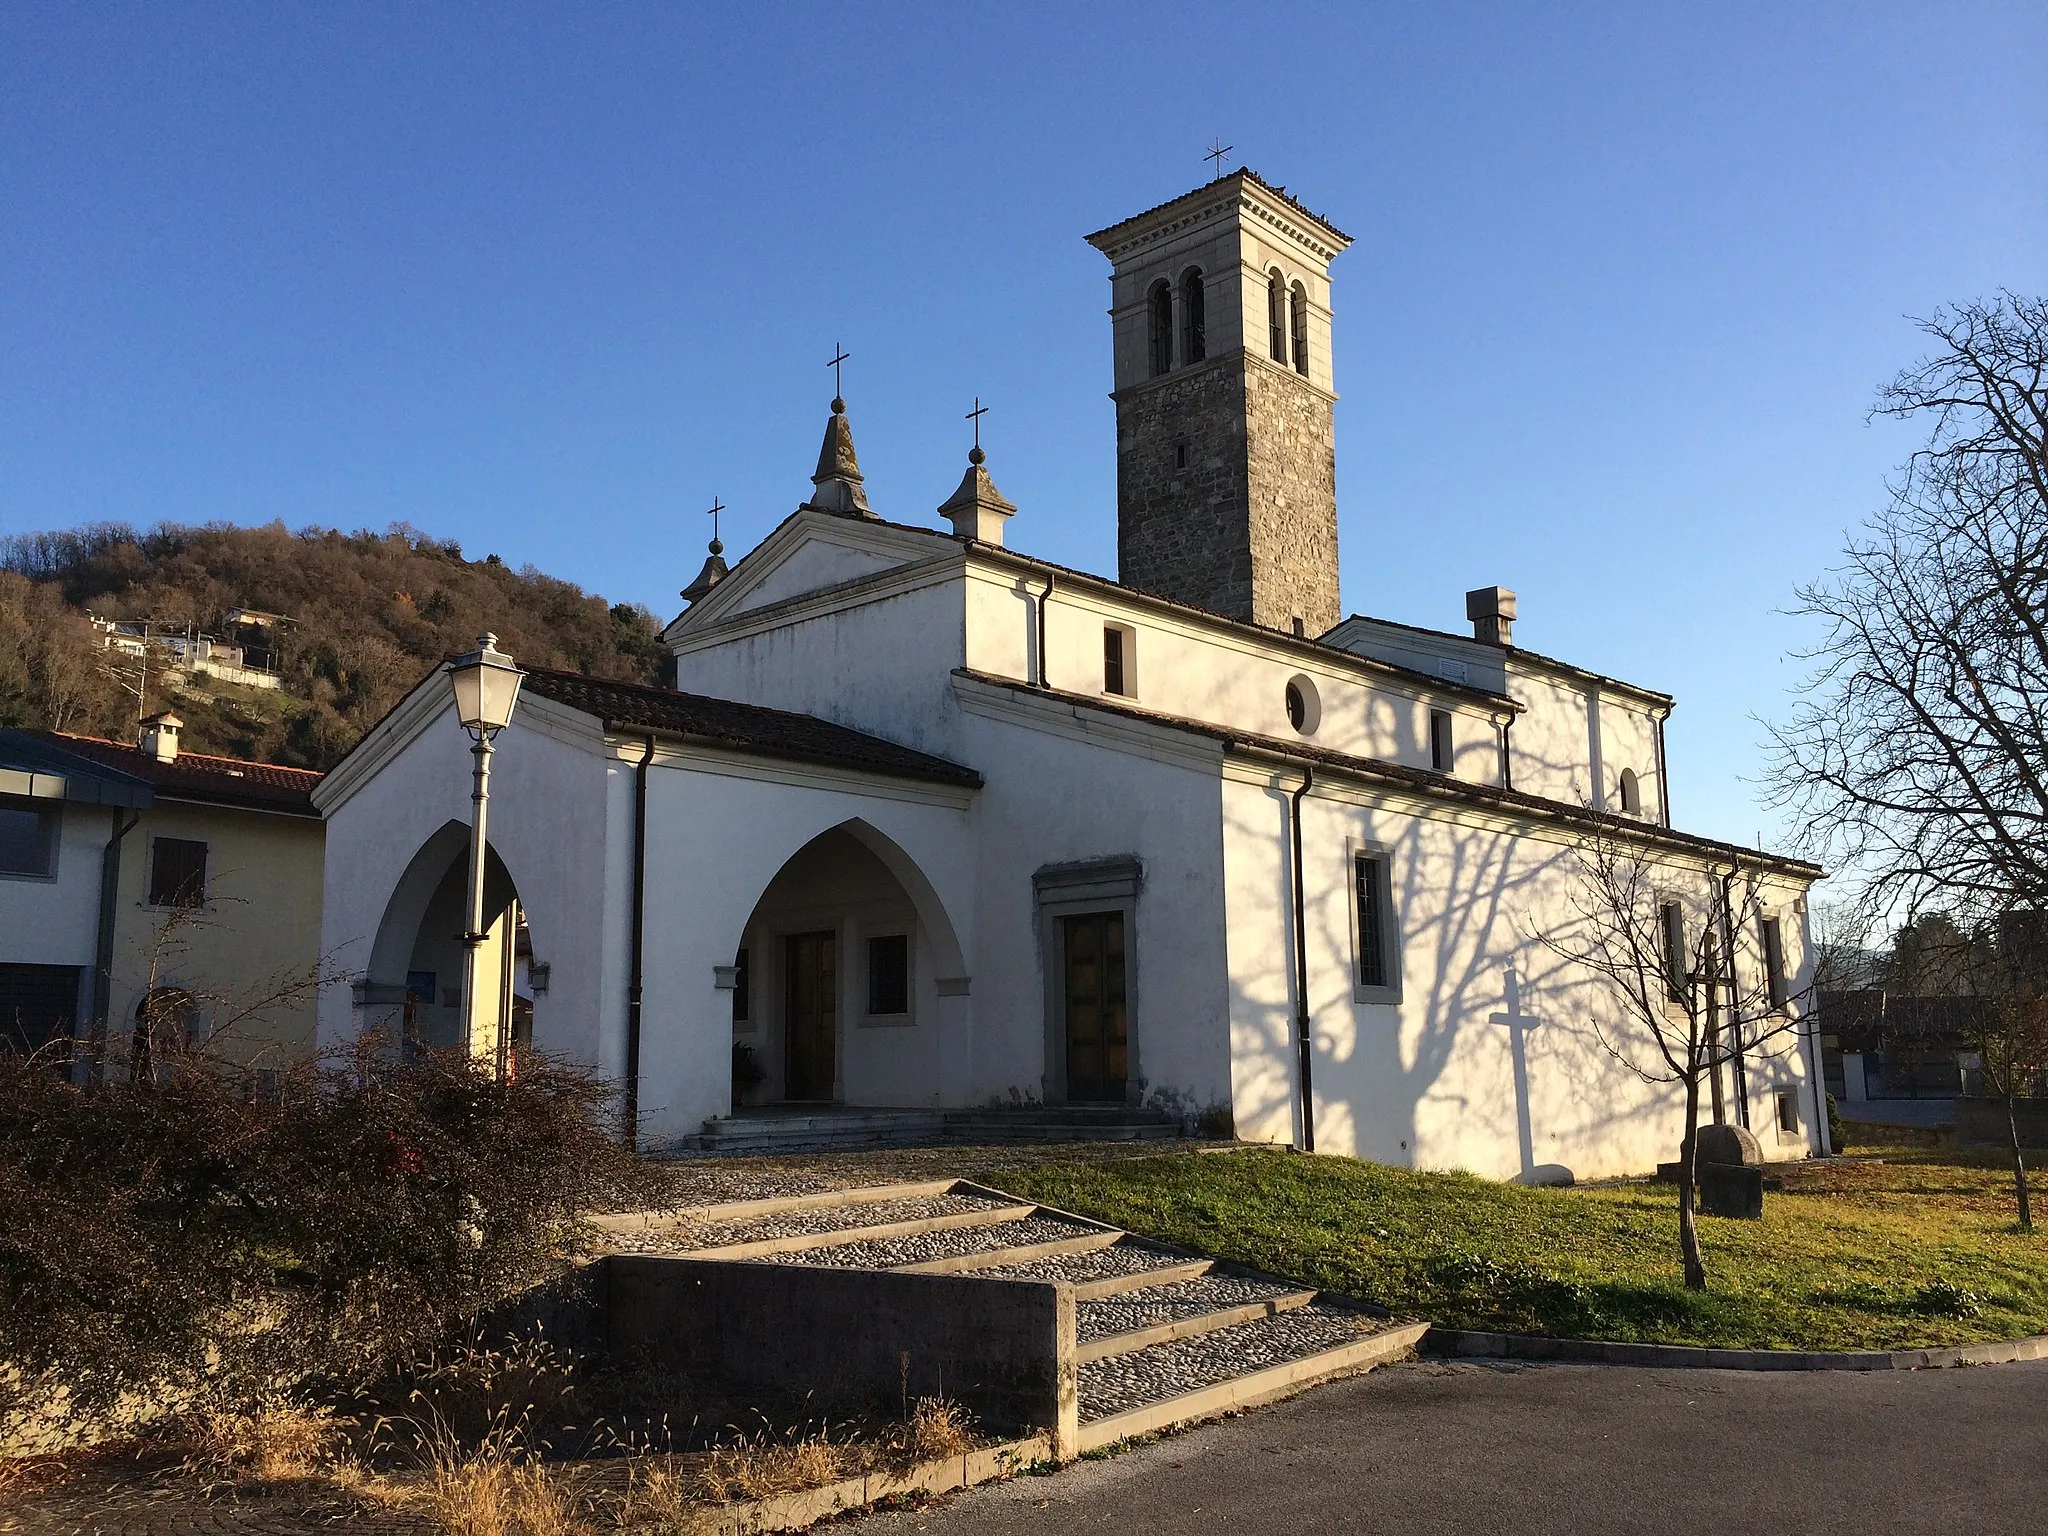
[900,1396,973,1465]
[694,1430,848,1502]
[182,1396,350,1489]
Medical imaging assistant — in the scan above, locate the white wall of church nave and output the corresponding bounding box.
[670,579,968,762]
[1503,665,1666,821]
[315,705,619,1075]
[630,764,977,1144]
[962,568,1502,784]
[1220,777,1820,1179]
[952,709,1233,1113]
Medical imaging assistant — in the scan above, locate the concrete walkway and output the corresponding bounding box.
[845,1357,2048,1536]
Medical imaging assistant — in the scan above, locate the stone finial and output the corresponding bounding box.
[1466,586,1517,647]
[680,537,729,606]
[805,397,874,518]
[938,445,1017,545]
[139,710,183,764]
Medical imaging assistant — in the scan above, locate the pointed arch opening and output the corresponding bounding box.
[727,819,966,1109]
[1267,270,1287,362]
[1289,281,1309,375]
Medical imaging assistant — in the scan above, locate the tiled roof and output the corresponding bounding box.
[23,731,323,815]
[954,669,1822,878]
[1086,168,1352,247]
[520,669,982,790]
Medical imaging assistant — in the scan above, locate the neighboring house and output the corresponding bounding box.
[0,714,325,1067]
[315,169,1826,1176]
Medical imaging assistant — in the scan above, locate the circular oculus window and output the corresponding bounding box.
[1285,675,1321,735]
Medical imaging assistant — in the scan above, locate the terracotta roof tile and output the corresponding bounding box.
[521,668,981,789]
[26,732,323,814]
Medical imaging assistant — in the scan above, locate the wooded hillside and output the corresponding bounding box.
[0,521,666,769]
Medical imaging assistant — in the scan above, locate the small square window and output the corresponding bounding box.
[148,837,207,908]
[866,934,909,1016]
[405,970,437,1004]
[1776,1090,1799,1136]
[1174,440,1189,470]
[0,795,59,879]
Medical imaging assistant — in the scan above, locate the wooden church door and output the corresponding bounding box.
[1062,912,1127,1102]
[783,931,837,1101]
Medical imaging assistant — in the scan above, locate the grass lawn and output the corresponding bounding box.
[985,1142,2048,1352]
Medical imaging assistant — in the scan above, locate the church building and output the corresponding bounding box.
[314,171,1826,1178]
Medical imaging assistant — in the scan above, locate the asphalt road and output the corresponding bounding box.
[846,1358,2048,1536]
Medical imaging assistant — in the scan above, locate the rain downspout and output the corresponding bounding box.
[89,807,141,1085]
[1289,766,1316,1153]
[625,734,655,1146]
[1654,708,1672,828]
[1719,863,1751,1129]
[1035,574,1055,688]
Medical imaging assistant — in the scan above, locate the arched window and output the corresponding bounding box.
[1618,768,1642,816]
[1180,268,1206,365]
[1268,271,1287,362]
[1147,280,1173,377]
[1290,282,1309,375]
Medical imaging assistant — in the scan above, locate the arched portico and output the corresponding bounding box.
[726,818,967,1108]
[359,820,533,1064]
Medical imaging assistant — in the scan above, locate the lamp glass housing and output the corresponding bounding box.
[449,635,525,733]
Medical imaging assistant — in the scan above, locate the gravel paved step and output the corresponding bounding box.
[674,1190,1016,1250]
[1078,1302,1384,1422]
[757,1213,1104,1270]
[1076,1273,1309,1344]
[970,1238,1205,1289]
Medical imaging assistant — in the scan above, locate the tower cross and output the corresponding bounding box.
[1205,137,1234,180]
[706,496,724,547]
[827,343,851,400]
[966,396,988,453]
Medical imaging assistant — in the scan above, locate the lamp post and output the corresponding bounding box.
[448,633,524,1079]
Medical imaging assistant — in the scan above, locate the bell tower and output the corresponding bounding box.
[1086,170,1350,635]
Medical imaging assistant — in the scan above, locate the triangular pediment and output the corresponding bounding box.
[664,509,957,641]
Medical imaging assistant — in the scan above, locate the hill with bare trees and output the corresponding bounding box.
[0,521,666,769]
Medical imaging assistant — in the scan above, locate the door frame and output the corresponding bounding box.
[1032,856,1142,1105]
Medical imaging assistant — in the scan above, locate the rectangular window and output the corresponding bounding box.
[405,971,437,1005]
[866,934,909,1016]
[1429,710,1453,772]
[1104,627,1126,696]
[1760,917,1788,1012]
[0,795,59,879]
[149,837,208,908]
[1776,1090,1799,1136]
[733,947,750,1023]
[1661,901,1688,1003]
[1174,440,1189,470]
[1356,854,1388,990]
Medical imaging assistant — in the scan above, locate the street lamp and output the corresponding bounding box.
[448,633,524,1078]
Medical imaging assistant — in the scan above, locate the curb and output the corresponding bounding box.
[1422,1327,2048,1371]
[694,1435,1050,1535]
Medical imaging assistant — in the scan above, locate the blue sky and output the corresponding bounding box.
[4,3,2043,848]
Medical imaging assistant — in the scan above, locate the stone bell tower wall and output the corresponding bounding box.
[1088,170,1350,636]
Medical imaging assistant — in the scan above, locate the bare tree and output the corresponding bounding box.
[1960,914,2048,1232]
[1769,293,2048,928]
[1536,820,1812,1289]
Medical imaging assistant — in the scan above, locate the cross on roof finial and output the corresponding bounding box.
[827,343,850,408]
[966,396,989,460]
[706,496,725,553]
[1205,137,1234,181]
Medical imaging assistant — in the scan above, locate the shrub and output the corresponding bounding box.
[0,1035,653,1447]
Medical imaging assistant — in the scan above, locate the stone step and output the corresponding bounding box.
[893,1227,1124,1275]
[1076,1314,1431,1452]
[675,1178,962,1225]
[684,1198,1037,1262]
[1075,1274,1319,1363]
[756,1211,1109,1271]
[966,1240,1213,1294]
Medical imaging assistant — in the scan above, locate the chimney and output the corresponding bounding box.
[1465,587,1517,647]
[139,711,183,764]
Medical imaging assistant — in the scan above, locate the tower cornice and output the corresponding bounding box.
[1085,169,1352,264]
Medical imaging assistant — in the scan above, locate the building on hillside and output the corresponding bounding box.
[314,170,1827,1176]
[88,614,283,690]
[0,713,325,1068]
